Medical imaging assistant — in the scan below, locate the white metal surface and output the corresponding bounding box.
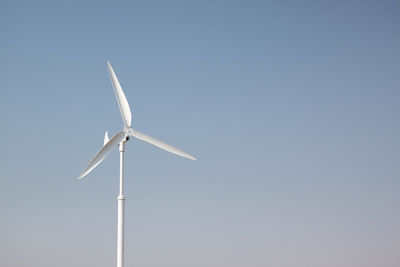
[117,141,126,267]
[78,131,126,179]
[104,131,110,146]
[129,129,196,160]
[108,61,132,128]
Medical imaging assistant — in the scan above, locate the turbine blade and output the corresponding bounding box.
[104,131,110,146]
[78,131,126,179]
[130,130,196,160]
[107,61,132,128]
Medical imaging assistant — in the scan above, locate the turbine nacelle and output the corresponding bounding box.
[124,127,134,135]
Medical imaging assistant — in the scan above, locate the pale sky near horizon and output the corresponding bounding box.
[1,1,400,267]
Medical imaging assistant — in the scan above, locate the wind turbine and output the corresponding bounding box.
[78,61,196,267]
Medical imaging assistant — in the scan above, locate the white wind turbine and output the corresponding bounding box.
[78,61,196,267]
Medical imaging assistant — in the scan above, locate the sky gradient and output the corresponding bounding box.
[1,1,400,266]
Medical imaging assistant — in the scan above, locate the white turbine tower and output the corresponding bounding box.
[78,61,196,267]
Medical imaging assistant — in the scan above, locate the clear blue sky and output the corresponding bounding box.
[1,1,399,266]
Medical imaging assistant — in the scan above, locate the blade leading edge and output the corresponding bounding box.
[129,129,196,160]
[78,131,126,179]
